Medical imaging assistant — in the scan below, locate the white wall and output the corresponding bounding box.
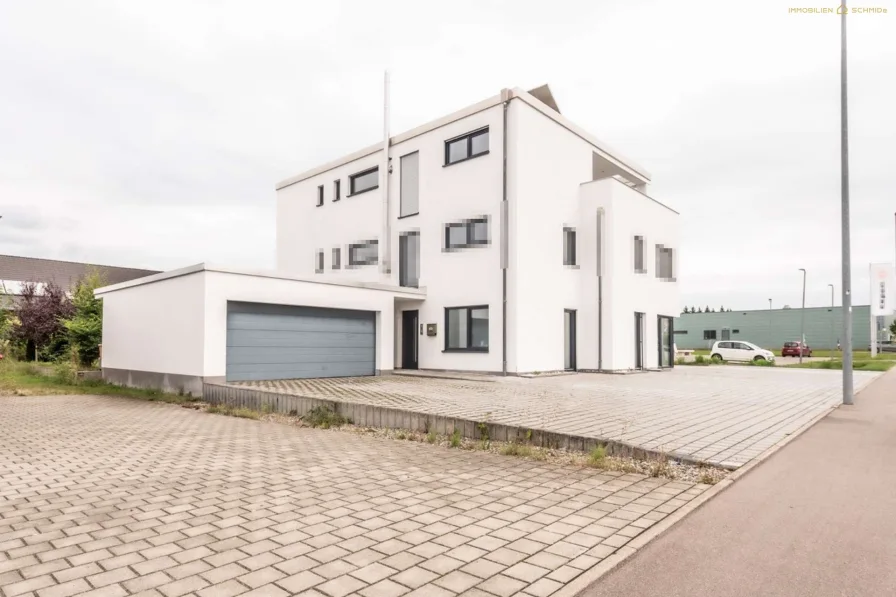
[279,105,506,373]
[580,178,679,370]
[510,99,594,373]
[99,271,207,376]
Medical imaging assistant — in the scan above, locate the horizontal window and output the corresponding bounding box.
[348,240,378,266]
[445,217,489,250]
[445,306,489,351]
[445,128,489,166]
[349,167,379,196]
[704,330,717,340]
[673,330,688,335]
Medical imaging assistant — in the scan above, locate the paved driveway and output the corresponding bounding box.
[238,367,880,468]
[0,395,709,597]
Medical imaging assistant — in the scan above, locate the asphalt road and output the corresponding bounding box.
[582,369,896,597]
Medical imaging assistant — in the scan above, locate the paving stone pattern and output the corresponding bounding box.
[0,395,710,597]
[237,367,880,468]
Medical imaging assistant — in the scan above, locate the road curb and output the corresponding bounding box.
[554,377,879,597]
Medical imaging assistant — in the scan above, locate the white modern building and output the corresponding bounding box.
[97,84,679,395]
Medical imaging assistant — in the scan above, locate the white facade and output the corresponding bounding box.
[97,84,680,394]
[275,85,679,374]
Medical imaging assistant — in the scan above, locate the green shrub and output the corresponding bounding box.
[695,355,705,364]
[304,406,347,429]
[450,428,461,448]
[426,430,437,444]
[589,444,607,465]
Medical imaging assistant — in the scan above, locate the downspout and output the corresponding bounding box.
[597,208,604,371]
[501,89,510,376]
[381,71,392,277]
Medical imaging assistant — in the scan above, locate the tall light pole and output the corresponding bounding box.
[828,283,835,360]
[768,298,773,349]
[840,2,854,405]
[799,269,807,364]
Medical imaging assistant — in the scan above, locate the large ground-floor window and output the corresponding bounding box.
[445,306,489,351]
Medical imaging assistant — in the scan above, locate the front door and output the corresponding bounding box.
[658,315,673,368]
[564,309,577,371]
[401,310,419,370]
[634,312,645,370]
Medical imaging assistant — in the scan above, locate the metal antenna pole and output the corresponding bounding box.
[799,269,807,364]
[840,2,854,405]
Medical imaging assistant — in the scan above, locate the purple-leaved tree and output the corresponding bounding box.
[12,281,74,360]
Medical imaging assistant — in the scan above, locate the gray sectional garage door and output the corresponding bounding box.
[226,302,375,381]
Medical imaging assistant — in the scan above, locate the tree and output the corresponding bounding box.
[705,305,711,313]
[697,307,703,313]
[63,271,106,367]
[720,305,725,312]
[890,319,896,337]
[12,281,74,361]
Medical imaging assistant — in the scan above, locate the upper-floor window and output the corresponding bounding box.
[333,179,341,202]
[563,227,577,266]
[316,185,324,207]
[349,167,379,196]
[656,244,674,280]
[634,235,645,273]
[704,330,717,340]
[445,217,489,251]
[444,128,489,166]
[400,151,419,218]
[315,249,324,273]
[348,240,378,266]
[332,247,341,270]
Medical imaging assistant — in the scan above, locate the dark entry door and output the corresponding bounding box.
[401,310,419,370]
[564,309,577,371]
[658,315,673,368]
[635,312,645,370]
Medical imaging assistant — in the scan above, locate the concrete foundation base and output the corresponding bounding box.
[102,368,205,397]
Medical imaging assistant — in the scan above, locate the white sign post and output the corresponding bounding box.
[869,263,896,357]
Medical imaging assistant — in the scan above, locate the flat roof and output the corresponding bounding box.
[275,86,652,190]
[94,263,427,297]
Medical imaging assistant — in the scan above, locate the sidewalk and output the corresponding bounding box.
[583,369,896,597]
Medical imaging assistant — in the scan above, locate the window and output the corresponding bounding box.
[595,211,604,276]
[673,330,688,335]
[315,249,324,273]
[445,217,489,250]
[445,306,489,351]
[444,128,489,165]
[634,236,645,272]
[333,179,341,202]
[399,232,420,288]
[348,240,378,266]
[349,167,379,195]
[656,244,674,280]
[400,152,419,217]
[703,330,717,340]
[563,227,577,266]
[317,185,324,207]
[733,329,740,334]
[332,247,341,270]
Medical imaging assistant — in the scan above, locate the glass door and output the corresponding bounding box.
[634,312,644,370]
[564,310,577,371]
[658,316,673,368]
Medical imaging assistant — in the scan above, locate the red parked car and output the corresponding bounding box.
[782,341,812,357]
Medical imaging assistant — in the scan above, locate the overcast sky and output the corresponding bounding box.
[1,0,893,310]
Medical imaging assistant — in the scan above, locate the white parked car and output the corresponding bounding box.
[710,341,775,363]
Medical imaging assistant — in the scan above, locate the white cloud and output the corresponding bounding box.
[0,0,893,308]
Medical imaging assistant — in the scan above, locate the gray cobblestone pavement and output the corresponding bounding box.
[237,367,880,468]
[0,395,710,597]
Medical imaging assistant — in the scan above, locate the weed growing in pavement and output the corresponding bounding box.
[699,471,719,485]
[500,442,533,457]
[589,445,607,465]
[450,428,461,448]
[206,405,261,420]
[304,406,347,429]
[395,431,408,440]
[648,453,672,478]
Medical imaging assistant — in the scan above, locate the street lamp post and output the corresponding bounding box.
[828,284,835,360]
[799,269,807,364]
[840,1,854,405]
[768,298,772,349]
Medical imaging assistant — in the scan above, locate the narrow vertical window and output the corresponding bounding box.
[400,152,419,217]
[332,247,341,270]
[315,250,324,273]
[563,227,577,266]
[333,179,341,202]
[634,235,645,272]
[316,185,324,207]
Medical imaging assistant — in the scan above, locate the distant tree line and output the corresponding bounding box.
[680,306,734,314]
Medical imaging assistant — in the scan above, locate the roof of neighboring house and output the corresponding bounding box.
[0,254,159,293]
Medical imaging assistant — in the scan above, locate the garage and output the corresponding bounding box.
[226,301,376,381]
